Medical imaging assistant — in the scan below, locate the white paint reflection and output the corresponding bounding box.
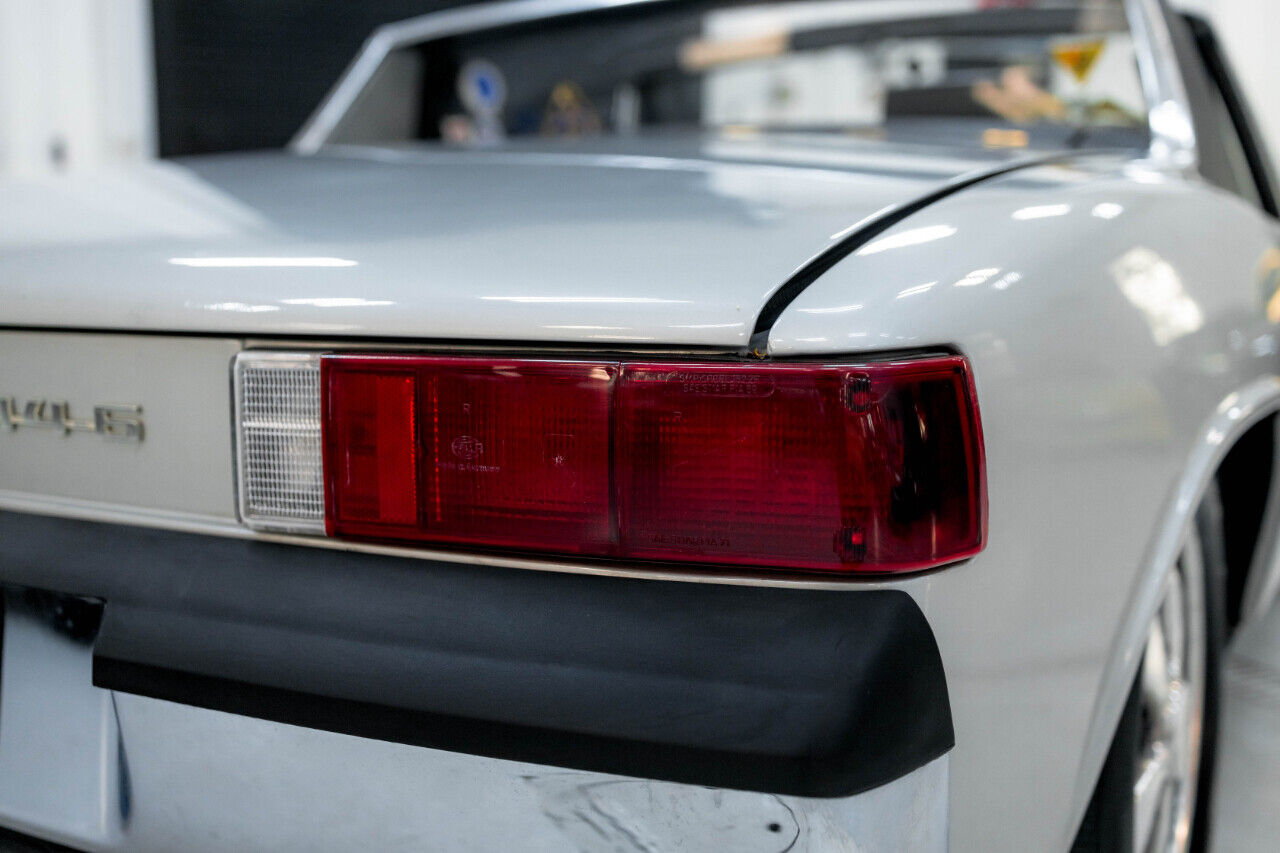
[857,225,956,256]
[1124,165,1168,185]
[954,268,1000,288]
[198,302,280,313]
[280,297,393,307]
[1110,247,1203,346]
[544,325,629,331]
[896,281,937,299]
[481,296,690,304]
[1012,204,1070,221]
[991,271,1022,291]
[1092,203,1124,220]
[798,303,863,314]
[170,256,357,268]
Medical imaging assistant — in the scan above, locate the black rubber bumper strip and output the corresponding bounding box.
[0,509,953,798]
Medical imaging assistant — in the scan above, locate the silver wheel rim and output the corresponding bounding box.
[1133,525,1207,853]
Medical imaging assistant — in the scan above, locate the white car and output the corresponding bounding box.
[2,0,1279,851]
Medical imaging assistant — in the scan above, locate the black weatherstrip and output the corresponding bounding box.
[0,510,953,798]
[748,152,1077,354]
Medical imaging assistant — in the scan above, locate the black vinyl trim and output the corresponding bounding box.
[0,510,953,798]
[0,825,82,853]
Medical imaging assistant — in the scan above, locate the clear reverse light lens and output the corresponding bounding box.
[234,352,325,533]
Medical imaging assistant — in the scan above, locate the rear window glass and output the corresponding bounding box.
[326,0,1149,151]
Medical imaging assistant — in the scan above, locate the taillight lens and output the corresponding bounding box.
[320,354,985,575]
[325,358,615,554]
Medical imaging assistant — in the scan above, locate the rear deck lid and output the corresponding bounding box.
[0,135,1014,348]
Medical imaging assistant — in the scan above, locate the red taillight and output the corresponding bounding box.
[322,354,985,575]
[325,358,615,554]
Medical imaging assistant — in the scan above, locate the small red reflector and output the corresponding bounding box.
[321,354,985,575]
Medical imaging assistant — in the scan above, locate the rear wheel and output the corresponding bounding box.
[1074,489,1226,852]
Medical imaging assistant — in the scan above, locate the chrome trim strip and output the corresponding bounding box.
[240,337,739,357]
[1123,0,1199,171]
[0,490,243,536]
[0,489,915,592]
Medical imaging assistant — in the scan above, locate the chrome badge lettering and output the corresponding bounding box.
[0,398,144,441]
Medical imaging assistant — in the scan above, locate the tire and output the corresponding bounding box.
[1072,484,1227,852]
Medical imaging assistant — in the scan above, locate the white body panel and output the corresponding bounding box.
[0,332,240,520]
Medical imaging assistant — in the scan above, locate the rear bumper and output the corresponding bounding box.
[0,510,953,850]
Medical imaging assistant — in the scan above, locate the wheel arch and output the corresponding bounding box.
[1216,413,1280,628]
[1064,375,1280,848]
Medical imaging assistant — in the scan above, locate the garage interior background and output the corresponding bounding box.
[0,0,1278,176]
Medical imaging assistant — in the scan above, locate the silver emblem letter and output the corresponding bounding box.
[94,405,144,441]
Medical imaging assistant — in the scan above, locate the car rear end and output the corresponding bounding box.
[0,0,1160,848]
[0,330,965,851]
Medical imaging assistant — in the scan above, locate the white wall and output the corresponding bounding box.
[0,0,155,177]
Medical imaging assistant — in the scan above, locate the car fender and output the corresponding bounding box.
[769,155,1280,852]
